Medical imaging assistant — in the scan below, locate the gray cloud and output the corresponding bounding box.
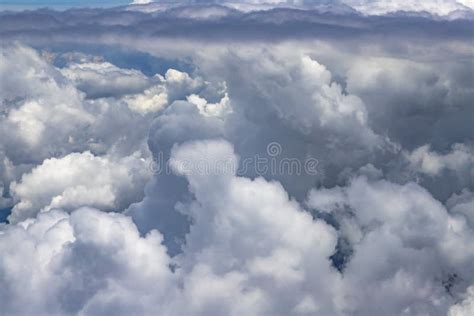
[0,2,473,315]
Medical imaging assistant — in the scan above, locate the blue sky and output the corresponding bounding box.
[0,0,131,9]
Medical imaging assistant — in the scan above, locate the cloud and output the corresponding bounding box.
[0,2,473,315]
[307,176,474,315]
[138,139,343,315]
[2,139,472,315]
[447,189,474,227]
[201,49,384,196]
[449,286,474,316]
[0,141,338,315]
[9,151,151,223]
[122,84,169,113]
[0,45,158,218]
[342,0,473,16]
[132,0,153,4]
[0,45,94,166]
[126,99,226,253]
[60,60,151,99]
[0,45,151,164]
[346,57,473,151]
[125,50,389,256]
[0,207,173,315]
[121,68,207,114]
[405,143,474,176]
[127,0,474,17]
[187,93,231,117]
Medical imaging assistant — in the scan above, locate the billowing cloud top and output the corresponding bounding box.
[0,1,473,316]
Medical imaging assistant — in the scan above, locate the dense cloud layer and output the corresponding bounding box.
[0,1,473,315]
[127,0,474,17]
